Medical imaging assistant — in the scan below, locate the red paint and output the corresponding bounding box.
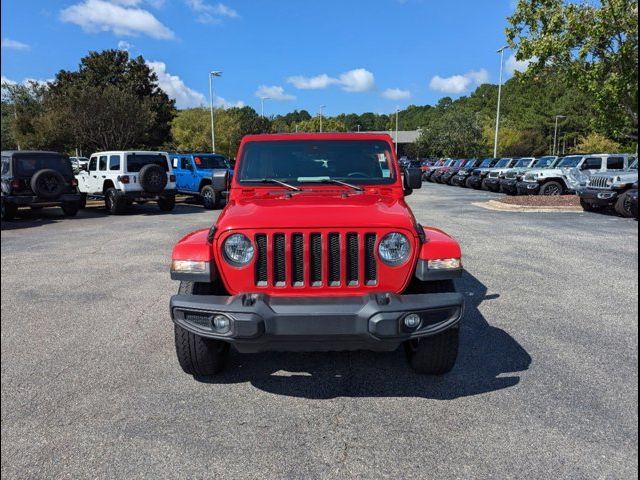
[171,133,462,297]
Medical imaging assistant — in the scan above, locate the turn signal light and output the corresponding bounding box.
[119,175,130,184]
[169,174,176,182]
[70,178,78,186]
[9,179,21,190]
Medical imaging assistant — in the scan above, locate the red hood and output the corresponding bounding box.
[215,191,418,234]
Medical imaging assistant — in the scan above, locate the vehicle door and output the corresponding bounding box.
[175,156,196,192]
[79,155,99,193]
[96,154,109,192]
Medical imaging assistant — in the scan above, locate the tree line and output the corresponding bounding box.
[2,0,637,158]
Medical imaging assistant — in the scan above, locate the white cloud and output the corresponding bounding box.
[1,75,17,86]
[506,54,535,75]
[287,68,375,93]
[185,0,239,24]
[60,0,174,39]
[382,88,411,100]
[255,85,295,101]
[429,69,489,94]
[1,38,30,50]
[117,40,134,51]
[147,61,206,108]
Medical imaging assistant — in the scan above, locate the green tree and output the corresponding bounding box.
[507,0,638,140]
[572,132,623,152]
[171,108,213,151]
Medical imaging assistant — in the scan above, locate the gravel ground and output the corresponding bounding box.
[1,184,638,479]
[498,194,581,207]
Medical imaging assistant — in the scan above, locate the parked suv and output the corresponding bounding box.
[169,133,464,376]
[448,159,481,186]
[170,153,232,209]
[484,158,534,192]
[500,156,559,195]
[69,156,89,174]
[467,158,516,190]
[77,151,177,214]
[578,159,638,217]
[517,154,632,196]
[1,150,82,221]
[454,158,498,187]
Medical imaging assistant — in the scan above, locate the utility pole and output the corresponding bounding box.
[357,124,361,133]
[319,105,326,132]
[260,96,270,118]
[553,115,566,156]
[395,108,400,155]
[494,46,508,158]
[209,70,222,152]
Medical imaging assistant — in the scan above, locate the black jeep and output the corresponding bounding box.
[1,151,82,221]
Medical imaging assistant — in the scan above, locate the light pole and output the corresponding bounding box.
[494,46,508,158]
[209,70,222,152]
[319,105,326,132]
[260,96,270,118]
[553,115,566,156]
[357,124,361,133]
[395,108,400,155]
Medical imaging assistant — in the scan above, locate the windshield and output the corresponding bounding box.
[630,160,638,170]
[495,159,511,168]
[557,156,583,168]
[126,153,169,172]
[514,159,533,168]
[237,139,395,185]
[534,156,556,168]
[14,155,73,177]
[478,159,494,168]
[453,160,465,167]
[193,155,229,170]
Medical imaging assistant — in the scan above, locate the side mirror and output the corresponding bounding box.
[212,169,230,192]
[80,164,88,172]
[403,167,422,194]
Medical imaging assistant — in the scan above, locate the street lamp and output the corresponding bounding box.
[494,46,508,158]
[553,115,566,156]
[395,108,400,155]
[209,70,222,152]
[319,105,326,132]
[357,124,361,133]
[259,96,270,118]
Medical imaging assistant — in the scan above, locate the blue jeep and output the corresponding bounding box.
[170,153,232,209]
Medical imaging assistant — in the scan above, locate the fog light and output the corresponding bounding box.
[427,258,462,270]
[212,315,231,333]
[403,313,421,329]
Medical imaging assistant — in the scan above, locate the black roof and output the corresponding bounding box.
[2,150,67,158]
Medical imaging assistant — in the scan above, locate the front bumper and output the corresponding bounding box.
[484,178,501,191]
[467,176,483,188]
[578,188,620,206]
[451,175,466,186]
[170,292,464,353]
[500,179,519,194]
[3,193,82,206]
[516,181,540,195]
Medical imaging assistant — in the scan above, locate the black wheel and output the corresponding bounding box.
[79,194,87,209]
[158,194,176,212]
[200,185,218,210]
[404,279,459,375]
[138,164,168,194]
[174,281,229,376]
[61,202,79,217]
[614,191,634,218]
[481,179,491,191]
[1,199,17,221]
[30,169,66,200]
[539,181,564,196]
[465,177,475,188]
[105,188,126,215]
[580,198,601,213]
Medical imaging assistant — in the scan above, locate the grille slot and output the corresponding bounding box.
[364,234,377,285]
[255,234,267,286]
[291,233,304,286]
[590,176,608,189]
[310,233,323,286]
[346,233,359,285]
[273,234,286,286]
[328,233,341,286]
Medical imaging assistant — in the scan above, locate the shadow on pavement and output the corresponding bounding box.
[197,271,532,400]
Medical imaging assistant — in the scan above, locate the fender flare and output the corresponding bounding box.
[415,226,463,281]
[171,229,216,282]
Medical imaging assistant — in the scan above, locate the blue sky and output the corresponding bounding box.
[1,0,529,116]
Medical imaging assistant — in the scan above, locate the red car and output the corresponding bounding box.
[169,133,464,376]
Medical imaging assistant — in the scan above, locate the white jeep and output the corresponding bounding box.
[77,151,177,214]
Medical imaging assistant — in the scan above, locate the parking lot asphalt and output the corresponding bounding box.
[2,185,638,479]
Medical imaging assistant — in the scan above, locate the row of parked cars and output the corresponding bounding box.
[420,154,638,218]
[1,150,233,221]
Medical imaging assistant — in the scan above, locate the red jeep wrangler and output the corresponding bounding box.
[169,133,464,376]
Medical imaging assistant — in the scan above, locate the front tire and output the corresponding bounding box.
[580,198,601,213]
[174,281,229,376]
[404,279,459,375]
[200,185,218,210]
[61,202,80,217]
[539,181,564,196]
[105,188,126,215]
[158,194,176,212]
[615,191,634,218]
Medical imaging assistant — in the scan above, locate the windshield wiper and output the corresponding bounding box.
[243,178,301,191]
[300,178,364,192]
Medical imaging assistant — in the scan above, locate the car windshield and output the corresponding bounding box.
[534,156,556,168]
[514,159,533,168]
[14,155,73,177]
[557,156,583,168]
[126,153,169,172]
[478,159,494,168]
[237,139,395,185]
[453,160,465,167]
[495,159,511,168]
[193,155,229,170]
[629,160,638,170]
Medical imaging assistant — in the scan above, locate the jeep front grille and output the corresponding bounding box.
[253,232,378,288]
[505,171,517,179]
[589,176,609,189]
[488,171,500,178]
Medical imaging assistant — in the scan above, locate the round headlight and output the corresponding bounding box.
[378,232,411,266]
[222,233,254,266]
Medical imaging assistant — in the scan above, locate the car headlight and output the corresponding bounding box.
[606,178,614,187]
[428,258,462,270]
[378,232,411,266]
[222,233,254,266]
[171,260,208,273]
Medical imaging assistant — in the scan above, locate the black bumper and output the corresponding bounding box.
[3,193,82,206]
[484,178,501,191]
[451,175,466,186]
[578,188,620,206]
[500,179,519,194]
[467,176,483,189]
[170,292,464,353]
[516,181,540,195]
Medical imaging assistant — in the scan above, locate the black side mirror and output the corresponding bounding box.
[403,167,422,195]
[212,169,230,192]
